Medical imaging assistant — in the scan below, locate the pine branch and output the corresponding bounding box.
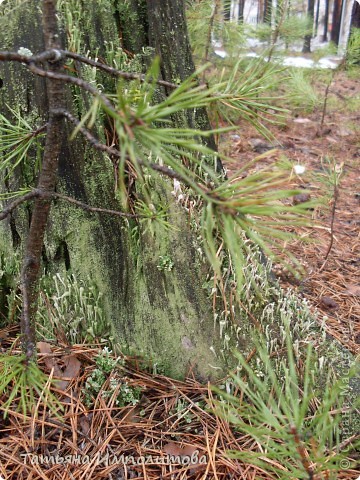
[289,425,314,480]
[57,109,198,184]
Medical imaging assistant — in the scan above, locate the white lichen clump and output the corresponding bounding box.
[17,47,33,57]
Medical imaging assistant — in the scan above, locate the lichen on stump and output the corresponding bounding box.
[0,0,229,379]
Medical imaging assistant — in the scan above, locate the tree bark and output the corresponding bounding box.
[303,0,315,53]
[331,0,343,44]
[322,0,330,41]
[145,0,222,168]
[349,0,360,29]
[223,0,232,21]
[258,0,264,22]
[314,0,320,36]
[238,0,246,23]
[264,0,272,24]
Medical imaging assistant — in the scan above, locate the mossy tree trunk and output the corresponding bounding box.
[0,0,234,378]
[133,0,222,169]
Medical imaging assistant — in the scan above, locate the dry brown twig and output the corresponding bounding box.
[319,183,339,272]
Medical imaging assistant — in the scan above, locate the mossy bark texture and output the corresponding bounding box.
[0,0,228,378]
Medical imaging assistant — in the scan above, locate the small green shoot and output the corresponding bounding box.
[0,354,63,418]
[213,321,358,479]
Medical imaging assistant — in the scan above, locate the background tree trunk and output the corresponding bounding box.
[145,0,220,166]
[303,0,315,52]
[264,0,272,24]
[322,0,330,41]
[331,0,344,44]
[346,0,360,64]
[349,0,360,29]
[223,0,232,21]
[314,0,321,36]
[0,0,236,379]
[238,0,246,23]
[258,0,264,22]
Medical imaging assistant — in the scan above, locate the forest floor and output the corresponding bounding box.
[223,70,360,356]
[0,332,359,480]
[0,71,359,480]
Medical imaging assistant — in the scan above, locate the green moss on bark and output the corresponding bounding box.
[0,0,230,378]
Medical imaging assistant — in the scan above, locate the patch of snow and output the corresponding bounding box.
[246,38,268,48]
[317,57,339,69]
[218,49,340,69]
[282,56,316,68]
[282,56,339,69]
[294,165,306,175]
[214,49,228,58]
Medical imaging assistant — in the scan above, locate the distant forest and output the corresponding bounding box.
[220,0,360,51]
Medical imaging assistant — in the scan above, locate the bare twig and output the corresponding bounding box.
[0,186,154,226]
[29,123,48,137]
[45,191,143,218]
[319,184,338,272]
[319,72,334,134]
[0,47,175,94]
[27,63,116,113]
[0,49,179,90]
[0,191,38,221]
[62,50,179,90]
[54,109,122,158]
[56,109,195,184]
[147,163,190,183]
[0,49,62,64]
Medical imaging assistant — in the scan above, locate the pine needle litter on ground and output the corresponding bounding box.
[0,330,359,480]
[223,72,359,356]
